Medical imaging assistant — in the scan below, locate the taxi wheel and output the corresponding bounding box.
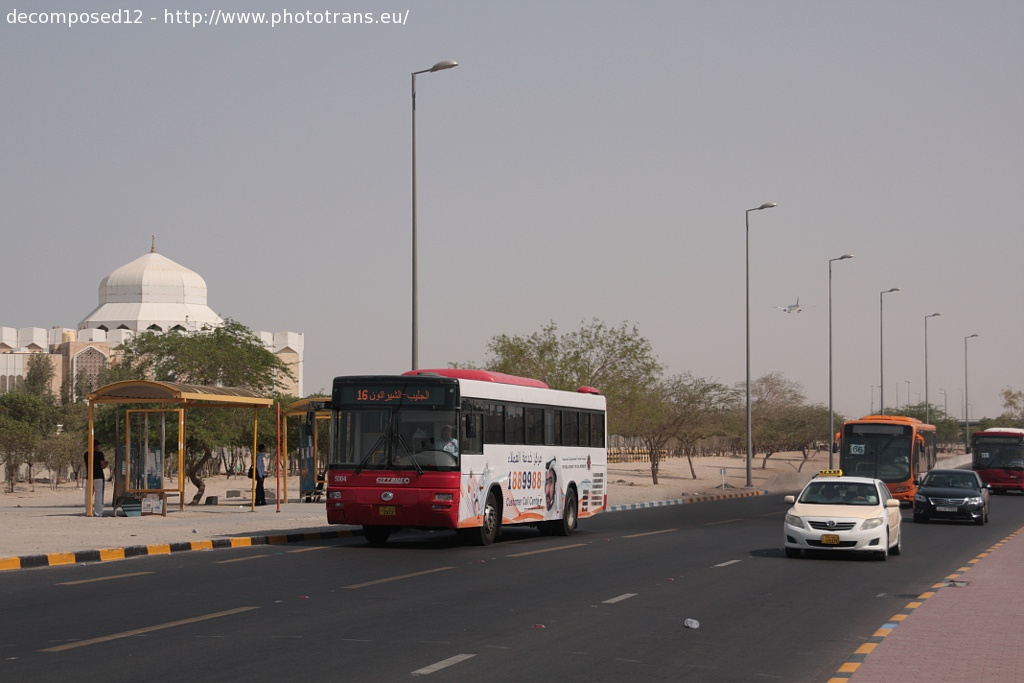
[876,531,889,561]
[889,529,902,556]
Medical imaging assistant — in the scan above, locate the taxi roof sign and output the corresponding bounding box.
[817,469,843,478]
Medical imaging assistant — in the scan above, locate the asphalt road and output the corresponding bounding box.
[3,494,1021,682]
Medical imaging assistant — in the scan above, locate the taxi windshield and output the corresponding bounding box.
[799,481,879,505]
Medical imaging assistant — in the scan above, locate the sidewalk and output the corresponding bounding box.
[836,524,1024,682]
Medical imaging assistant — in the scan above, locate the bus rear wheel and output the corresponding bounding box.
[552,488,578,537]
[364,526,391,546]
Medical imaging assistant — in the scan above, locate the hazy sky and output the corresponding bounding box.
[4,1,1022,421]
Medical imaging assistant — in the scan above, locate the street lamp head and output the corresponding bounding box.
[966,333,979,340]
[754,202,777,210]
[839,253,853,260]
[927,312,941,319]
[883,287,900,294]
[430,59,459,72]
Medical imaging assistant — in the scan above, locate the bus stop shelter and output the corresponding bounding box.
[85,380,273,516]
[281,397,330,503]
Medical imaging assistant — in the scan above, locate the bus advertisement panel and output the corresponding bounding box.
[324,369,607,546]
[838,415,937,504]
[972,428,1024,493]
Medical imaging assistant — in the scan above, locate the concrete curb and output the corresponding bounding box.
[0,528,358,572]
[607,489,767,512]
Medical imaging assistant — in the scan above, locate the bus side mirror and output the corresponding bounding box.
[832,442,839,453]
[465,418,477,438]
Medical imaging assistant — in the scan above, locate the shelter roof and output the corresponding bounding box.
[87,380,272,407]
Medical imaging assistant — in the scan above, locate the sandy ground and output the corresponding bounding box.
[0,451,828,559]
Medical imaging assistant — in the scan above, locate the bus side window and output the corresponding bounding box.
[592,412,605,447]
[562,410,579,447]
[485,402,505,444]
[462,412,483,454]
[544,408,556,446]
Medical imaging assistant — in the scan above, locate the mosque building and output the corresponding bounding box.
[0,246,303,398]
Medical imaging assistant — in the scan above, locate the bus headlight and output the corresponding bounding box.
[328,491,342,499]
[861,517,884,530]
[434,493,453,502]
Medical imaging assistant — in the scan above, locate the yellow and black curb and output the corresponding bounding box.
[827,527,1024,681]
[0,528,359,572]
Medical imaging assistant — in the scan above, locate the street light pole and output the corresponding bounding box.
[924,313,940,424]
[939,388,947,416]
[879,288,900,414]
[745,201,777,487]
[411,58,458,371]
[827,254,853,468]
[964,333,979,451]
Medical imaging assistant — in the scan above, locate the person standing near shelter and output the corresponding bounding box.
[84,450,108,516]
[255,443,268,506]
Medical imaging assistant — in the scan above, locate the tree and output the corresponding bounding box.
[615,379,677,485]
[999,389,1024,426]
[23,353,56,401]
[0,392,57,492]
[738,372,807,465]
[472,319,664,434]
[96,320,294,503]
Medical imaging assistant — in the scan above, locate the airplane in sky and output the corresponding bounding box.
[775,298,812,314]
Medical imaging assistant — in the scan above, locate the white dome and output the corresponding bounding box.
[79,250,223,332]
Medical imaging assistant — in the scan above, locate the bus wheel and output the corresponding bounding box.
[554,489,578,537]
[468,492,499,546]
[364,526,390,546]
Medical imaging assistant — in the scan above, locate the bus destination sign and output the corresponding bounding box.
[338,385,450,407]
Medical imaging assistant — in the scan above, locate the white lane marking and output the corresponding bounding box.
[603,593,638,604]
[411,653,476,675]
[713,560,741,568]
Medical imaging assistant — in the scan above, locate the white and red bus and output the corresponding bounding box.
[971,427,1024,493]
[324,369,607,546]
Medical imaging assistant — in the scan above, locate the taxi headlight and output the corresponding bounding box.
[861,517,884,531]
[785,513,805,529]
[966,496,983,506]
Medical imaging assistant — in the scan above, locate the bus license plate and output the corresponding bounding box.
[378,505,396,516]
[820,534,840,545]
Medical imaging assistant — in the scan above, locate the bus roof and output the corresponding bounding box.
[403,368,550,389]
[977,427,1024,436]
[846,414,935,429]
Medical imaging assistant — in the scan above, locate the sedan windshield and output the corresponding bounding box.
[922,473,979,490]
[799,481,879,505]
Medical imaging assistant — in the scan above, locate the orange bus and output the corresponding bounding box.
[837,415,937,504]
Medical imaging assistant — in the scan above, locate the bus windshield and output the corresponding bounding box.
[973,438,1024,470]
[842,424,912,482]
[330,408,459,472]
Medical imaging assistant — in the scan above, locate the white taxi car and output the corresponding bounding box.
[783,470,902,560]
